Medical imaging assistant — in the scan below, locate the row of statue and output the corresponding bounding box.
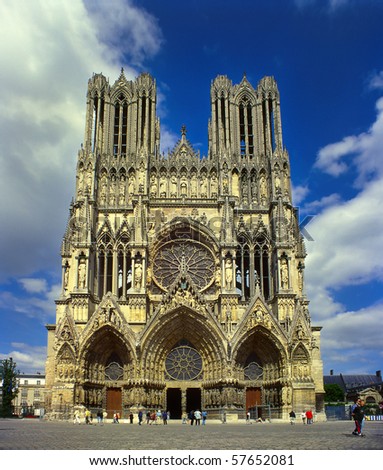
[77,162,291,204]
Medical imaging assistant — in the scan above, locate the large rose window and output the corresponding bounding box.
[165,346,203,381]
[153,240,215,291]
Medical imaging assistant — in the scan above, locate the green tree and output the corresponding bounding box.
[0,357,19,417]
[324,384,344,403]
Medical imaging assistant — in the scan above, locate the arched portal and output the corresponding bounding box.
[233,326,286,418]
[140,306,226,417]
[80,325,136,417]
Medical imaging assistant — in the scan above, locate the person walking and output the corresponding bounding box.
[301,411,306,424]
[162,410,168,425]
[351,398,360,435]
[138,410,143,425]
[289,410,296,425]
[202,410,207,425]
[73,409,81,424]
[353,400,366,436]
[194,409,202,425]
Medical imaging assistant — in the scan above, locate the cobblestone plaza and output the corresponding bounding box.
[1,418,382,450]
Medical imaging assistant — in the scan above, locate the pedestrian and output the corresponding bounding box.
[138,410,143,425]
[189,410,195,425]
[194,409,202,425]
[182,411,188,424]
[353,399,365,436]
[97,409,103,424]
[246,409,251,424]
[306,410,313,424]
[146,410,151,425]
[113,411,119,423]
[85,408,92,424]
[351,398,360,435]
[202,410,207,425]
[129,412,134,424]
[103,410,108,422]
[162,410,168,425]
[73,409,81,424]
[359,400,366,436]
[301,411,306,424]
[289,410,296,425]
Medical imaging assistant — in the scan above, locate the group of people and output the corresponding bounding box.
[73,408,107,424]
[351,398,366,437]
[144,410,170,425]
[288,410,314,424]
[182,410,207,425]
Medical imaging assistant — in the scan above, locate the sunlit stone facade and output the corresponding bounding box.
[45,70,325,421]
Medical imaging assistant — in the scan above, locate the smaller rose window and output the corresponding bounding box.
[244,361,263,381]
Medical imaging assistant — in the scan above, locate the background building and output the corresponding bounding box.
[12,373,46,417]
[324,370,383,404]
[45,71,325,421]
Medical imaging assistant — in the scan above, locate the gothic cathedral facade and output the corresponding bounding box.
[45,70,325,421]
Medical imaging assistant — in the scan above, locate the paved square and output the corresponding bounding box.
[0,418,382,450]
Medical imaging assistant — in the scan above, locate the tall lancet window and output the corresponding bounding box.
[239,96,254,158]
[92,94,104,152]
[263,98,275,153]
[254,237,270,299]
[113,94,128,156]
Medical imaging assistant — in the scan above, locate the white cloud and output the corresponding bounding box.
[0,0,162,283]
[314,136,356,176]
[369,70,383,90]
[1,343,47,374]
[19,278,48,294]
[0,281,61,321]
[84,0,163,66]
[302,193,342,213]
[306,178,383,300]
[292,183,310,206]
[319,303,383,374]
[314,96,383,185]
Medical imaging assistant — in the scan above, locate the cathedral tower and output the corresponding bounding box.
[45,70,325,421]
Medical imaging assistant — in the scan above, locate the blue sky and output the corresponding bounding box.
[0,0,382,376]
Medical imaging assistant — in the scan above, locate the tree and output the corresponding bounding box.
[0,357,19,417]
[324,384,344,403]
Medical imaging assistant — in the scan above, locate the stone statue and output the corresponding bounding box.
[64,265,69,290]
[134,261,143,289]
[78,261,86,289]
[225,258,233,290]
[280,258,289,289]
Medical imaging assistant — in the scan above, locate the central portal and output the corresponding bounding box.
[166,387,202,419]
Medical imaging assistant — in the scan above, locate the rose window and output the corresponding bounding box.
[165,346,203,381]
[153,240,215,291]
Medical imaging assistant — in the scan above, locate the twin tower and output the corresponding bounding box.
[45,70,325,421]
